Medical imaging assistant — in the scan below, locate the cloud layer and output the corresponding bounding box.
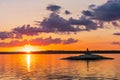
[2,1,120,40]
[113,33,120,36]
[46,4,61,12]
[0,32,14,40]
[63,38,78,44]
[13,24,39,36]
[39,13,80,33]
[69,17,102,31]
[65,10,71,15]
[0,37,78,47]
[83,0,120,21]
[112,42,120,46]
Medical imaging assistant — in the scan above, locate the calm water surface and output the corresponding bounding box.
[0,53,120,80]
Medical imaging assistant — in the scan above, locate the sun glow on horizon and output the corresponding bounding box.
[22,44,36,53]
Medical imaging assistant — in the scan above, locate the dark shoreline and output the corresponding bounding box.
[0,50,120,54]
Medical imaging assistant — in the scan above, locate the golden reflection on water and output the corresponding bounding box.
[0,54,120,80]
[26,54,31,72]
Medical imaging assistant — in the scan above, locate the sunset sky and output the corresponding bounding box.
[0,0,120,52]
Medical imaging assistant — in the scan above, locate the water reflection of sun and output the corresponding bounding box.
[26,54,31,72]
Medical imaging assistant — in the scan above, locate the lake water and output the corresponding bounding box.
[0,53,120,80]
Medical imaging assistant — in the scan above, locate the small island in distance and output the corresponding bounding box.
[0,50,120,54]
[61,49,114,60]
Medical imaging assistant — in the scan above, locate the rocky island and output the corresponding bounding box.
[61,49,114,60]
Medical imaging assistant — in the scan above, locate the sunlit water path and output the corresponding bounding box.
[0,53,120,80]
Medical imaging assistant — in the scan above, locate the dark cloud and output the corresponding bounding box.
[0,32,14,40]
[113,33,120,36]
[65,10,71,15]
[46,4,61,12]
[36,13,102,33]
[13,24,40,36]
[0,12,103,40]
[38,13,80,33]
[30,37,78,46]
[69,17,102,31]
[0,40,28,47]
[0,37,78,47]
[30,37,62,46]
[83,0,120,21]
[112,22,120,27]
[112,42,120,46]
[63,38,78,44]
[82,10,93,16]
[0,25,40,40]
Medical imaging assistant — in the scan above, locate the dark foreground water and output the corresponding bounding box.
[0,53,120,80]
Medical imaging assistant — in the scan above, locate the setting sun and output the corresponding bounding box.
[22,44,35,53]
